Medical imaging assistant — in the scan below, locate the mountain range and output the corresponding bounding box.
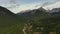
[0,6,60,34]
[17,7,48,17]
[17,7,60,32]
[17,7,60,17]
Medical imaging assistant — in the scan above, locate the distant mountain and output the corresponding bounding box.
[17,7,60,22]
[50,8,60,13]
[17,7,48,17]
[49,8,60,16]
[17,7,60,17]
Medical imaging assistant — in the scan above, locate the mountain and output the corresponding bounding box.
[0,6,15,16]
[17,7,60,33]
[49,8,60,16]
[18,7,60,16]
[17,7,48,17]
[1,5,60,34]
[0,6,25,34]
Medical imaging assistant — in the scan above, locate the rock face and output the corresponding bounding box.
[0,6,14,16]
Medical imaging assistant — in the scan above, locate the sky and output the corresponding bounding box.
[0,0,60,14]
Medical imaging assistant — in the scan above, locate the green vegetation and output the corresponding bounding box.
[0,15,25,34]
[30,12,60,34]
[0,6,25,34]
[0,6,60,34]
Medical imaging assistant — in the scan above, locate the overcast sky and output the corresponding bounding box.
[0,0,60,13]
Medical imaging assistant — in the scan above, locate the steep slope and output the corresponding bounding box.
[0,6,24,34]
[0,6,15,16]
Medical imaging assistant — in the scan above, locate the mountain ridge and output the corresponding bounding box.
[17,7,60,17]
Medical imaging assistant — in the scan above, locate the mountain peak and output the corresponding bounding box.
[17,7,48,17]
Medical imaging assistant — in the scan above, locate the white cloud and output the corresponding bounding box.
[8,1,60,13]
[43,1,60,10]
[0,0,60,14]
[8,3,41,13]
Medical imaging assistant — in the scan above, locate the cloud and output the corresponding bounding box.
[8,3,41,13]
[0,0,60,13]
[43,1,60,10]
[41,0,60,7]
[8,0,60,13]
